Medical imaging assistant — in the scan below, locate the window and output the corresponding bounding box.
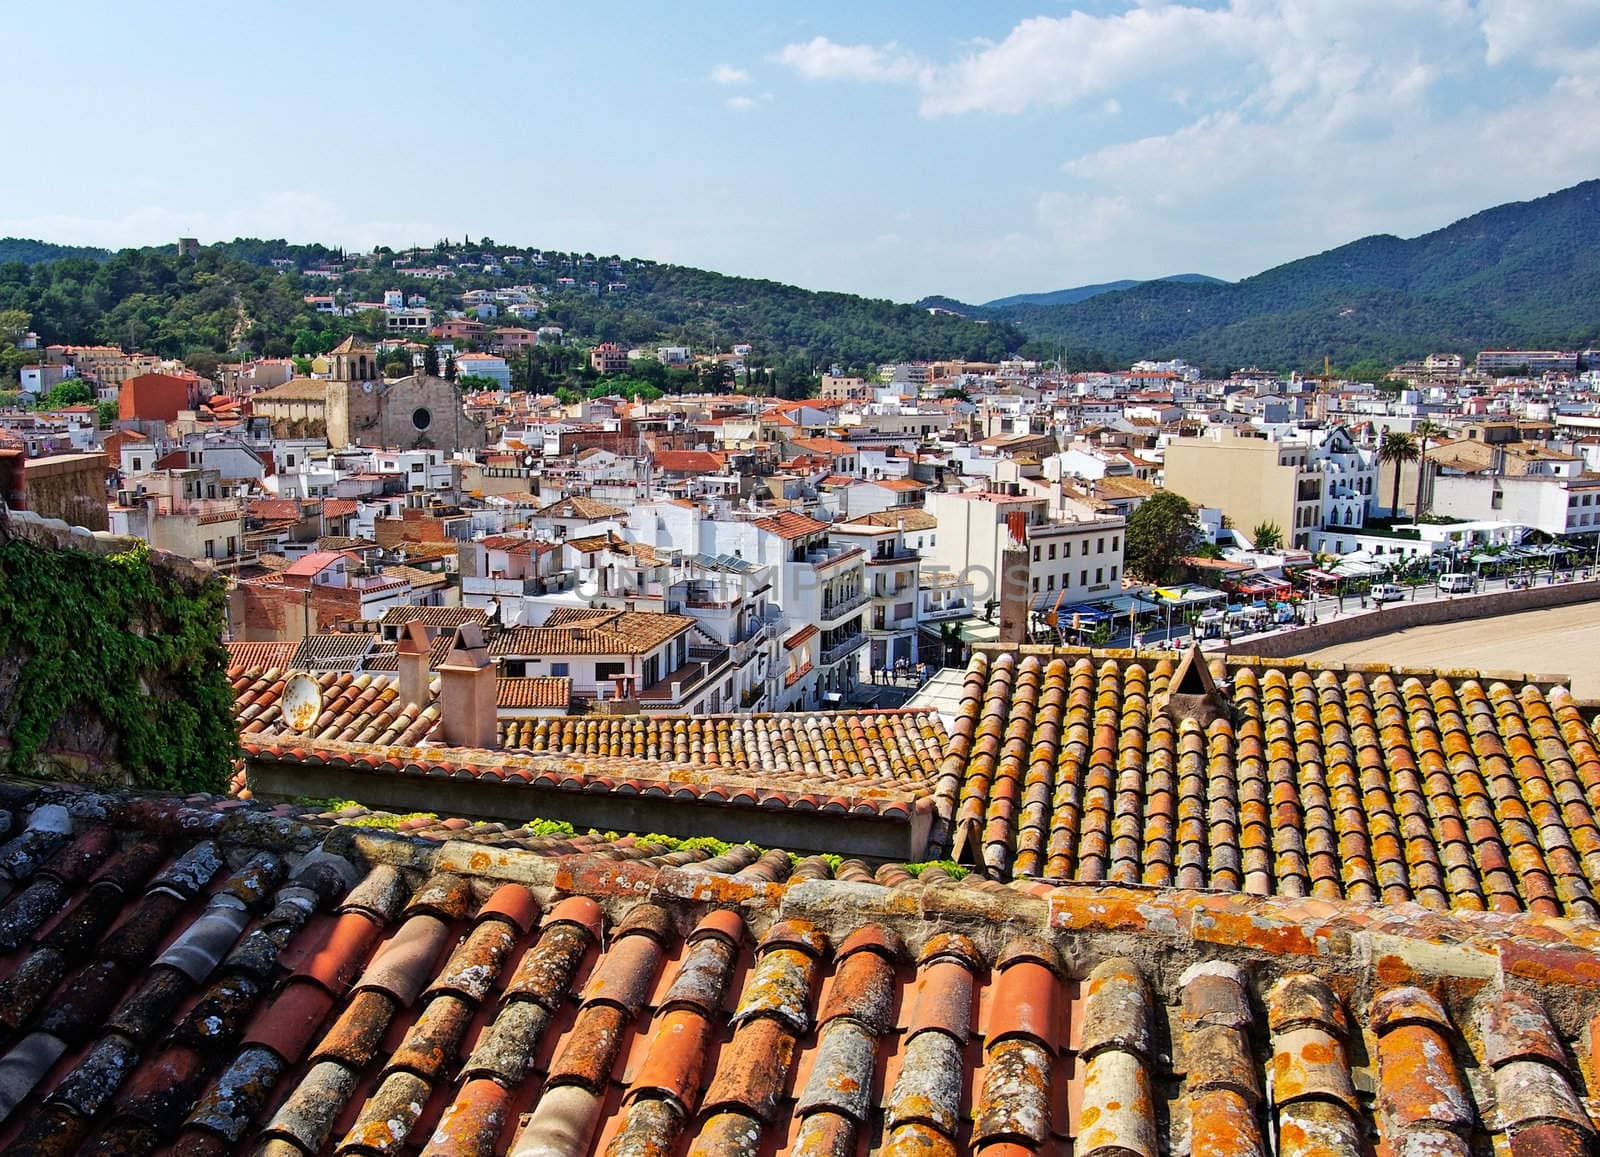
[595,661,626,681]
[549,662,569,677]
[1097,537,1104,553]
[1032,577,1039,592]
[1112,535,1120,552]
[132,458,142,472]
[505,661,527,677]
[412,407,432,431]
[286,454,296,468]
[203,541,215,559]
[1048,543,1056,560]
[1046,575,1054,591]
[1096,567,1104,584]
[1032,545,1041,562]
[1081,569,1089,586]
[1110,565,1118,580]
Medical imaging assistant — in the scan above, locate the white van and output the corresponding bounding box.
[1438,573,1474,594]
[1370,583,1406,604]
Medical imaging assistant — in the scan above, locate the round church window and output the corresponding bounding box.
[412,407,432,431]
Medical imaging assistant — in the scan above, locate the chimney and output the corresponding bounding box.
[396,620,431,708]
[438,623,498,749]
[997,545,1030,647]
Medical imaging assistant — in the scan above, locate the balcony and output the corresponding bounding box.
[638,649,730,709]
[820,632,867,666]
[866,547,918,565]
[871,609,917,632]
[819,591,869,625]
[920,599,970,621]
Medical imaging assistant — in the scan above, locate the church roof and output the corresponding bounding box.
[328,335,376,355]
[253,377,329,402]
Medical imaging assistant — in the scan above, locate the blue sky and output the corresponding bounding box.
[4,1,1598,302]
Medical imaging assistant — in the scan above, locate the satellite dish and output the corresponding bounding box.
[281,674,323,732]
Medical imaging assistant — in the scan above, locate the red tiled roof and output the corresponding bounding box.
[751,511,828,540]
[933,647,1600,919]
[247,498,304,521]
[490,610,695,657]
[224,640,300,669]
[496,676,572,710]
[652,449,726,473]
[785,624,818,650]
[2,777,1600,1155]
[283,549,357,577]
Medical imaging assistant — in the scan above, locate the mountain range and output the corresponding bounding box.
[3,180,1596,376]
[955,180,1600,371]
[922,273,1226,315]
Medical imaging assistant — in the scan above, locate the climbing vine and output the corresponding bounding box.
[0,535,236,793]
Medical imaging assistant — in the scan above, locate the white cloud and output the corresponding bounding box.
[1478,0,1600,70]
[710,64,751,86]
[769,2,1600,291]
[725,95,757,111]
[773,36,924,84]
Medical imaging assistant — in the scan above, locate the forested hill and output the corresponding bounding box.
[0,236,1022,372]
[989,179,1600,372]
[0,239,112,265]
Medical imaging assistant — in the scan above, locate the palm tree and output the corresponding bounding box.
[1379,431,1419,517]
[1413,419,1444,517]
[1251,522,1284,551]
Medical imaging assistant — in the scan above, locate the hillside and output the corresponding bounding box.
[984,273,1223,310]
[0,238,111,265]
[996,180,1600,371]
[0,238,1023,376]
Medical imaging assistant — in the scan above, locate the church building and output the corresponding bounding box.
[251,337,487,453]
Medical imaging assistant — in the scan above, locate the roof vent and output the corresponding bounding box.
[1161,645,1231,727]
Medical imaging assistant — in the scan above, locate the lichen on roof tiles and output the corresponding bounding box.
[933,646,1600,920]
[0,777,1597,1155]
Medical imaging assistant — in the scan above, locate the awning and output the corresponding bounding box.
[1300,568,1342,583]
[957,619,1001,643]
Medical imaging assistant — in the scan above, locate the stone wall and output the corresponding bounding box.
[0,507,236,792]
[16,454,108,531]
[1235,579,1600,678]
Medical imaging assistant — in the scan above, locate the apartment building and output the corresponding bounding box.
[831,516,920,677]
[487,608,721,713]
[589,342,629,374]
[1430,471,1600,537]
[1163,429,1326,547]
[924,487,1125,607]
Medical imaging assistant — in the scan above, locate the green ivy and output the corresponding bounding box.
[0,536,236,793]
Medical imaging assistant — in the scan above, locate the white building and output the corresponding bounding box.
[831,516,921,678]
[924,488,1125,608]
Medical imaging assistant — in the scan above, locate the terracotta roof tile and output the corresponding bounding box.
[0,783,1598,1156]
[496,676,571,710]
[934,646,1600,920]
[489,610,695,657]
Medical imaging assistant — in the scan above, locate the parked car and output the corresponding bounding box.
[1370,582,1407,604]
[1438,573,1474,594]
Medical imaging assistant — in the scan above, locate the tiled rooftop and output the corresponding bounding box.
[930,647,1600,920]
[496,678,572,711]
[0,782,1596,1157]
[233,667,442,748]
[489,612,696,658]
[501,710,946,783]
